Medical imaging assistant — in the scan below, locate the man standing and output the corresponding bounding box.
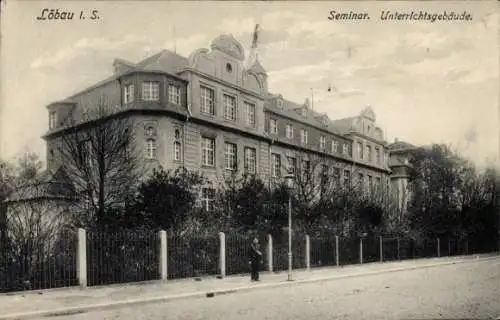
[249,237,262,281]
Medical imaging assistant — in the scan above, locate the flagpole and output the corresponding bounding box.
[310,88,314,111]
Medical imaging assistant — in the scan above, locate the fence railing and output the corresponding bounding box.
[0,229,497,293]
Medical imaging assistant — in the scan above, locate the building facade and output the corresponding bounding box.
[44,34,407,208]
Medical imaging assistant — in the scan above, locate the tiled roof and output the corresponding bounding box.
[388,140,415,151]
[133,49,189,75]
[265,93,346,138]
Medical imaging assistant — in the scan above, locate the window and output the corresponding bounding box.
[49,111,56,129]
[226,63,233,73]
[301,108,307,117]
[200,86,215,115]
[223,94,236,121]
[146,139,157,159]
[368,175,373,191]
[168,84,181,105]
[286,156,296,174]
[300,129,308,145]
[78,140,92,167]
[375,148,381,164]
[224,142,237,171]
[124,84,134,104]
[357,142,363,159]
[376,177,381,190]
[320,136,326,151]
[301,160,310,179]
[343,170,351,186]
[358,173,364,188]
[343,144,349,155]
[333,167,340,182]
[271,153,281,178]
[366,145,372,162]
[270,119,277,135]
[142,81,160,101]
[332,141,338,153]
[174,141,182,161]
[202,137,215,166]
[201,188,215,211]
[276,99,283,109]
[244,147,257,173]
[286,124,294,139]
[322,165,329,176]
[245,102,256,127]
[145,126,156,137]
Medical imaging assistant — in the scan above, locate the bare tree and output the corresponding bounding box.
[55,100,145,228]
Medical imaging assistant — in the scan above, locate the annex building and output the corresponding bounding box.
[43,34,414,210]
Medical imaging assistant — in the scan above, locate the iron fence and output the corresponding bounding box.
[362,237,380,263]
[226,233,268,275]
[0,230,78,292]
[86,230,160,286]
[381,237,399,261]
[309,236,336,268]
[338,237,359,265]
[167,234,219,279]
[273,233,306,271]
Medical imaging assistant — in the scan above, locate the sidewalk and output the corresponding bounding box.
[0,253,498,319]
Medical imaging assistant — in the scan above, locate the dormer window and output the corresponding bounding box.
[142,81,160,101]
[49,111,57,129]
[124,84,134,104]
[168,84,181,105]
[276,98,283,109]
[301,108,307,117]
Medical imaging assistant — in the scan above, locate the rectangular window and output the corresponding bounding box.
[124,84,134,104]
[357,142,363,159]
[245,102,256,127]
[223,94,236,121]
[224,142,237,171]
[49,111,57,129]
[301,160,310,179]
[270,119,278,135]
[333,167,340,183]
[201,137,215,166]
[201,188,215,211]
[168,84,181,105]
[200,86,215,115]
[368,175,373,191]
[142,81,160,101]
[376,177,381,190]
[78,139,92,167]
[366,145,372,162]
[343,144,349,155]
[174,141,182,161]
[286,124,294,139]
[320,136,326,151]
[300,129,308,145]
[271,153,281,178]
[358,173,364,188]
[146,139,157,159]
[332,141,338,153]
[375,148,381,164]
[343,170,351,186]
[286,156,296,175]
[244,147,257,173]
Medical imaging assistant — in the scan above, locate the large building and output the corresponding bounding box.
[43,34,409,209]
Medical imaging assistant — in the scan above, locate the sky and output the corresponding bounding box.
[1,1,498,169]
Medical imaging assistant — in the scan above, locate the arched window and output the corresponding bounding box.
[174,141,181,161]
[173,128,182,162]
[146,139,157,159]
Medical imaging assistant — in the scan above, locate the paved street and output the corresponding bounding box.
[53,258,500,320]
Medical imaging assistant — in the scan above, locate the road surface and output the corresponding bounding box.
[53,258,500,320]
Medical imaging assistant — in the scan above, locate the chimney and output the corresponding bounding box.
[394,137,399,143]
